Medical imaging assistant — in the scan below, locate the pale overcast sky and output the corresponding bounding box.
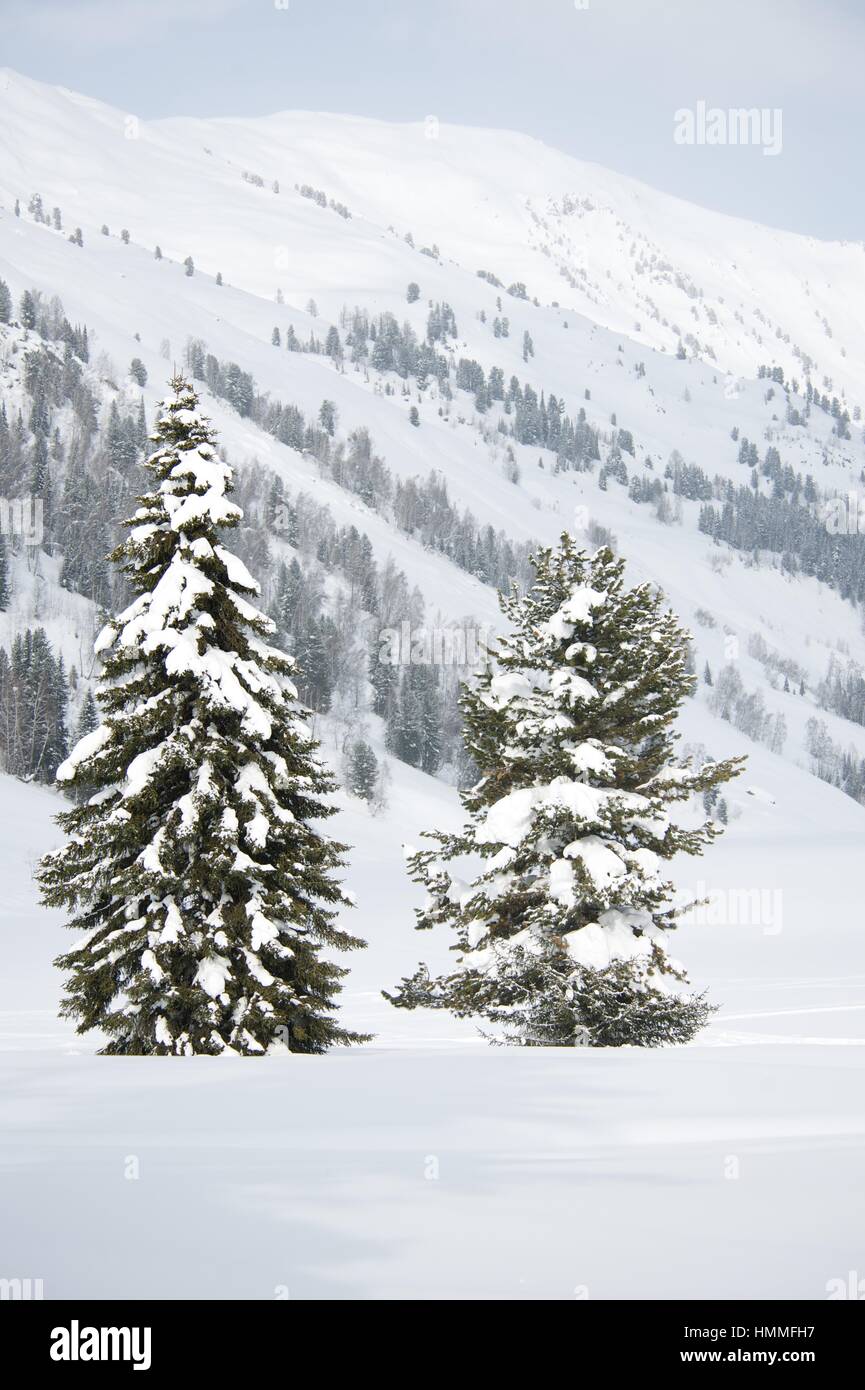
[1,0,861,241]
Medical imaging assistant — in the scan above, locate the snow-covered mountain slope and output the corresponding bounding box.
[1,66,863,399]
[0,66,862,895]
[2,92,864,781]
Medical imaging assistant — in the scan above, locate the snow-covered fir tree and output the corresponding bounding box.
[386,537,744,1047]
[347,739,379,802]
[38,376,366,1055]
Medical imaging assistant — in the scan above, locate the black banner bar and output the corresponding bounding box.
[2,1299,862,1375]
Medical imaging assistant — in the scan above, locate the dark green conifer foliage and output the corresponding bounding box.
[38,377,366,1055]
[386,536,744,1047]
[348,739,379,802]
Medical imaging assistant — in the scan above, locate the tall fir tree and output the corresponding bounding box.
[386,537,744,1046]
[38,377,366,1055]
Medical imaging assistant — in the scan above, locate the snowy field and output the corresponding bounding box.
[3,1048,863,1301]
[2,757,863,1301]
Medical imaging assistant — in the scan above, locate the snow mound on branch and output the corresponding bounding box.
[548,670,600,703]
[215,545,259,593]
[165,485,240,533]
[567,741,615,776]
[564,908,670,973]
[118,558,214,642]
[195,955,231,999]
[124,745,167,800]
[563,835,627,887]
[56,724,111,782]
[476,776,666,848]
[540,584,607,642]
[482,671,537,708]
[469,903,674,980]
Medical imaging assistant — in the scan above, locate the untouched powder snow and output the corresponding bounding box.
[1,734,863,1298]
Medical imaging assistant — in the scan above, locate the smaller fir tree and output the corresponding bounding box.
[386,537,744,1047]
